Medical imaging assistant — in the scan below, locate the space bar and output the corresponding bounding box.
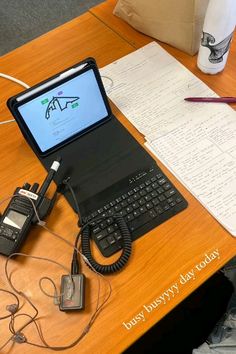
[128,211,155,231]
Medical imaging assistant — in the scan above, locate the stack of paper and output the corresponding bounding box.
[101,42,236,236]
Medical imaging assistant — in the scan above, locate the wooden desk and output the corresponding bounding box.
[0,7,235,354]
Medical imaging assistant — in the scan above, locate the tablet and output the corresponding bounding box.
[7,58,111,156]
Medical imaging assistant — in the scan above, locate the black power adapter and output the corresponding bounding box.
[59,274,85,311]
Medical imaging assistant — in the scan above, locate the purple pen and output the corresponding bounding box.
[184,97,236,103]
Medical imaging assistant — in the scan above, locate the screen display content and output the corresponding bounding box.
[18,69,109,153]
[3,210,27,229]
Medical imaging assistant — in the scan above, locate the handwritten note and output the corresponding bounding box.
[101,42,236,235]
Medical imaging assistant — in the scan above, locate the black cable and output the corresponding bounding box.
[58,177,82,225]
[57,177,81,274]
[71,249,80,275]
[58,178,132,274]
[81,214,132,274]
[47,189,58,215]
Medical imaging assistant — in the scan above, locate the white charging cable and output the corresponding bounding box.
[0,73,30,89]
[0,73,30,125]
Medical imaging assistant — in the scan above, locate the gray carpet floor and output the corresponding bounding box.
[0,0,104,56]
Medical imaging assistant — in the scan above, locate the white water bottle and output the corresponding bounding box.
[197,0,236,74]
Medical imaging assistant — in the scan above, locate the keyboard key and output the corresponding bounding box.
[158,195,166,202]
[126,206,133,213]
[132,202,139,209]
[158,178,167,185]
[155,205,164,214]
[157,187,164,194]
[139,206,147,214]
[107,235,116,245]
[165,189,176,198]
[144,195,152,202]
[121,200,128,208]
[149,209,157,218]
[96,229,108,240]
[129,212,153,231]
[100,239,109,250]
[152,197,159,206]
[151,191,158,198]
[146,202,153,209]
[107,217,113,225]
[90,220,97,227]
[91,211,98,218]
[146,185,153,193]
[133,210,141,218]
[119,209,127,217]
[126,214,134,222]
[114,231,122,240]
[116,197,122,203]
[139,198,146,205]
[107,209,114,216]
[163,183,172,191]
[107,226,115,234]
[93,226,101,234]
[114,205,121,212]
[99,221,107,229]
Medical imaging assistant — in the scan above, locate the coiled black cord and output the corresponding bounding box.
[57,179,132,274]
[81,215,132,274]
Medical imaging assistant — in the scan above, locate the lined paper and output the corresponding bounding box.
[101,42,236,235]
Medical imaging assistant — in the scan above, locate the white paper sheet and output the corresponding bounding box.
[100,42,236,235]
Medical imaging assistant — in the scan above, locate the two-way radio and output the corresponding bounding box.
[0,158,61,256]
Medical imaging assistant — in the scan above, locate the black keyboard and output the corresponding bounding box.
[83,166,188,257]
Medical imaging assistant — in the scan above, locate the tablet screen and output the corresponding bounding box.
[17,68,109,154]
